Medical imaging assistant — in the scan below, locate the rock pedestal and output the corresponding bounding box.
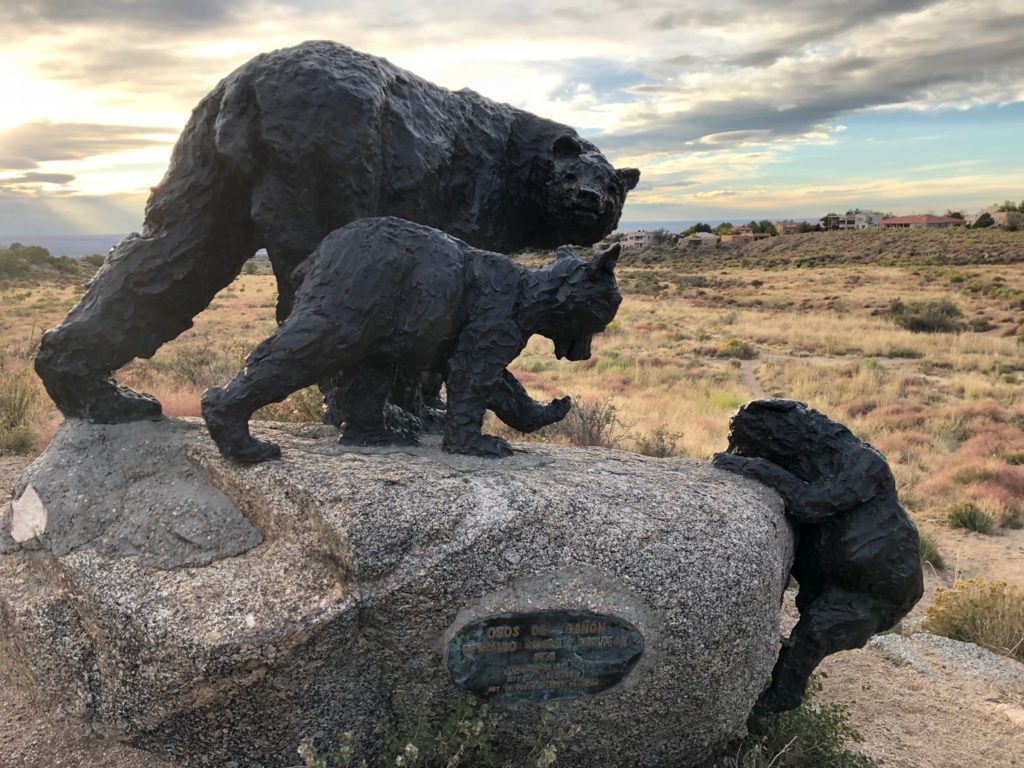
[1,418,793,768]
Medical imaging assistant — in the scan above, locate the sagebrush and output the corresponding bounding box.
[923,578,1024,662]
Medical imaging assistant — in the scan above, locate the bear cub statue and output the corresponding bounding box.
[202,216,622,461]
[713,399,923,716]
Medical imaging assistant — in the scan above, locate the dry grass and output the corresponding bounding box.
[923,578,1024,662]
[4,261,1024,539]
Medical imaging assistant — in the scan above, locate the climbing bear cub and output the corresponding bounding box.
[713,399,923,716]
[202,217,622,461]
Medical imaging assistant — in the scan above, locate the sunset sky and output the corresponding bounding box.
[1,0,1023,236]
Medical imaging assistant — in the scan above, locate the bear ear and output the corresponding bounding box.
[556,245,578,261]
[616,167,641,191]
[553,134,584,156]
[589,243,620,274]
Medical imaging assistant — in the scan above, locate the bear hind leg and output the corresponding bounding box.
[202,315,351,462]
[754,585,886,716]
[338,367,419,448]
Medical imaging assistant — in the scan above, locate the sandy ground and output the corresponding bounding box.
[808,573,1024,768]
[2,453,1023,767]
[819,638,1024,768]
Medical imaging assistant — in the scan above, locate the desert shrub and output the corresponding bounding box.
[951,466,997,484]
[0,373,36,430]
[163,347,218,387]
[707,679,878,768]
[946,501,996,534]
[918,529,946,571]
[539,396,629,448]
[158,345,239,388]
[295,697,575,768]
[1004,513,1023,530]
[0,372,39,453]
[81,253,106,267]
[0,249,28,278]
[256,386,324,423]
[924,578,1024,662]
[888,298,965,333]
[1002,450,1024,465]
[0,243,95,283]
[634,426,685,458]
[0,426,35,454]
[716,338,757,360]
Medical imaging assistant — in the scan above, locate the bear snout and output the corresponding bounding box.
[574,186,605,214]
[555,337,593,361]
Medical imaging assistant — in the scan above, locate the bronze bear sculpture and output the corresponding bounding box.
[34,41,639,424]
[713,399,923,715]
[201,217,622,460]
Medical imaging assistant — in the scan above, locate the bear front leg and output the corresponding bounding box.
[443,328,519,458]
[712,454,852,523]
[488,369,571,433]
[712,454,808,504]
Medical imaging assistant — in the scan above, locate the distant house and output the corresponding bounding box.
[733,225,754,235]
[881,215,964,230]
[774,220,804,235]
[720,232,769,243]
[965,205,1000,227]
[684,232,719,247]
[998,211,1024,228]
[964,205,1024,228]
[820,213,841,230]
[620,230,654,249]
[837,210,884,230]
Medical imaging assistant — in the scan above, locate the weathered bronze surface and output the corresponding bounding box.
[33,40,638,425]
[447,609,644,704]
[713,398,924,716]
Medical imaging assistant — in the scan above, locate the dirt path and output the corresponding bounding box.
[739,359,767,398]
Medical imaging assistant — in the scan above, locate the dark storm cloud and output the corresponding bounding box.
[0,123,174,172]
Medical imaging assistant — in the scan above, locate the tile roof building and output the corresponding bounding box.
[881,215,964,229]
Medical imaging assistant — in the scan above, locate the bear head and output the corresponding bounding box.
[533,243,622,362]
[727,399,859,480]
[515,124,640,248]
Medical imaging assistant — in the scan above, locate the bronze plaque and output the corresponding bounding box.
[447,609,644,703]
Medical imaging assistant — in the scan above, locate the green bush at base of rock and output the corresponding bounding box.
[707,678,879,768]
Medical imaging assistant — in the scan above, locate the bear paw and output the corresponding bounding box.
[443,433,514,458]
[340,425,420,447]
[545,395,572,422]
[227,438,283,463]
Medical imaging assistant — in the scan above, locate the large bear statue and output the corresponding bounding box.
[34,41,640,423]
[201,217,622,460]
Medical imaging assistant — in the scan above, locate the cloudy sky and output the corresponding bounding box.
[1,0,1023,235]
